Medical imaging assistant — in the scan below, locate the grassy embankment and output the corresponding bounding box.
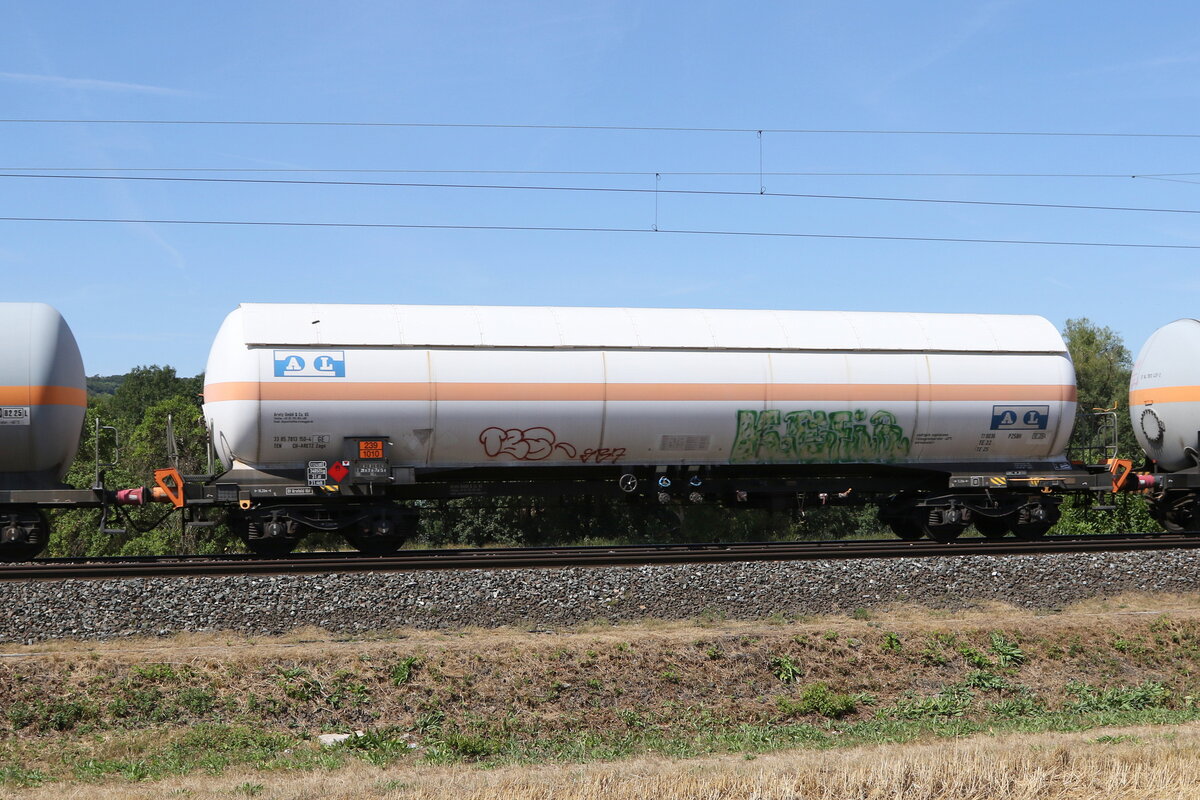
[5,595,1200,797]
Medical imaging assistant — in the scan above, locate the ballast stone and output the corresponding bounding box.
[2,550,1199,643]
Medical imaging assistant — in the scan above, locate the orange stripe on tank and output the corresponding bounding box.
[1130,386,1200,405]
[0,385,87,407]
[204,381,1077,404]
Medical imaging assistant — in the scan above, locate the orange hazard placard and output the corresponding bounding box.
[358,440,384,459]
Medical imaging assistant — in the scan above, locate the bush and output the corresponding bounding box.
[1064,681,1170,713]
[776,682,859,719]
[390,657,419,686]
[177,688,216,716]
[884,687,973,720]
[770,655,802,683]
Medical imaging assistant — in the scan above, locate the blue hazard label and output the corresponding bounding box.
[273,350,346,378]
[990,405,1049,431]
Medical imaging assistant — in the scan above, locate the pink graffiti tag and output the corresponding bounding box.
[479,427,578,461]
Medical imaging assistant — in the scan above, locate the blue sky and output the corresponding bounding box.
[3,1,1199,375]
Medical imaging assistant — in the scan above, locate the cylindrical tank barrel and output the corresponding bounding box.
[203,304,1078,474]
[0,303,87,488]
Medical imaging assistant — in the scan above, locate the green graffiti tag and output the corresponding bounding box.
[730,409,912,463]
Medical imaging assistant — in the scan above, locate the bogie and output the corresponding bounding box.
[1146,491,1200,533]
[227,512,302,556]
[0,510,49,561]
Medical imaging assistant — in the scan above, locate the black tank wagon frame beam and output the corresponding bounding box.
[155,444,1125,555]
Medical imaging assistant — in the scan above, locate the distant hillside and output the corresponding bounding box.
[86,375,126,397]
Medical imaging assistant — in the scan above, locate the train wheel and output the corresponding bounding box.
[1010,521,1051,540]
[888,518,925,541]
[879,496,924,540]
[229,514,301,556]
[973,514,1011,540]
[0,510,49,561]
[1148,492,1199,533]
[242,536,300,556]
[1010,502,1060,540]
[0,541,46,561]
[920,508,968,543]
[345,507,410,555]
[1150,505,1186,533]
[347,534,403,555]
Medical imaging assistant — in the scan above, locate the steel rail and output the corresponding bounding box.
[3,533,1199,580]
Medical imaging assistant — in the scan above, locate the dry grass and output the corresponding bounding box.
[5,723,1199,799]
[4,591,1198,660]
[3,593,1199,741]
[7,593,1200,797]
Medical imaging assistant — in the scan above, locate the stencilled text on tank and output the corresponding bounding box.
[0,407,30,427]
[272,433,331,450]
[730,409,911,463]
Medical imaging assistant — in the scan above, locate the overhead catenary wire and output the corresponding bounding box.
[1,215,1198,250]
[4,118,1200,138]
[1139,176,1200,186]
[0,167,1186,178]
[6,171,1200,216]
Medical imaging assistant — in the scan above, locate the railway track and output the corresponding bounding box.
[3,532,1200,580]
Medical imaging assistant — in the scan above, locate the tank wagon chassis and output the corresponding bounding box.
[0,424,156,560]
[148,435,1132,555]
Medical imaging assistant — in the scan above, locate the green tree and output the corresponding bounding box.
[106,365,203,431]
[1060,319,1159,532]
[48,366,220,556]
[1062,318,1140,462]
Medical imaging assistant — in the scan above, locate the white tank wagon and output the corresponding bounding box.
[194,304,1113,554]
[1128,319,1200,530]
[0,303,88,558]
